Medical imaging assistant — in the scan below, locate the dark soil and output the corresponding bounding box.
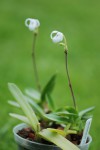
[18,127,35,142]
[17,123,85,146]
[17,127,54,145]
[66,132,83,145]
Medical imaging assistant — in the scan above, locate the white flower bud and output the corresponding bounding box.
[50,31,64,43]
[25,18,40,31]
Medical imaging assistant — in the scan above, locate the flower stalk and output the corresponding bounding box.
[32,32,41,92]
[25,18,41,92]
[51,31,77,109]
[63,36,76,110]
[64,48,76,109]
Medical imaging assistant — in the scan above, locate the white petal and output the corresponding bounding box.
[28,22,36,31]
[25,18,31,27]
[35,19,40,27]
[50,31,64,43]
[25,18,40,31]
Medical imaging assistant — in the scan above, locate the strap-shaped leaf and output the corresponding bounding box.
[46,94,55,111]
[64,124,71,133]
[45,113,69,124]
[55,106,78,114]
[54,111,78,116]
[8,99,46,120]
[65,106,78,115]
[79,106,95,117]
[25,96,45,118]
[8,83,40,132]
[8,100,20,108]
[47,128,66,136]
[41,74,56,102]
[25,88,41,103]
[38,129,79,150]
[9,113,30,125]
[81,115,93,120]
[48,128,77,137]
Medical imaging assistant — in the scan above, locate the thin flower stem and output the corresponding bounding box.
[64,49,76,110]
[32,32,41,92]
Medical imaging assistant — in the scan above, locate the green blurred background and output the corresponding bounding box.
[0,0,100,149]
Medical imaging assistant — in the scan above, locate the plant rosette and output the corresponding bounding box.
[13,124,92,150]
[8,18,94,150]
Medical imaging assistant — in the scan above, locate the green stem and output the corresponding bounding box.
[32,32,41,92]
[64,49,76,110]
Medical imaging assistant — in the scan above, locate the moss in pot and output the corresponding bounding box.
[8,18,94,150]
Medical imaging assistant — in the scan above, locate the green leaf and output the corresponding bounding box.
[38,129,80,150]
[54,111,78,116]
[41,74,56,102]
[48,128,77,137]
[66,130,77,135]
[47,128,65,136]
[65,106,78,115]
[55,107,79,123]
[9,113,30,125]
[8,100,20,108]
[79,106,95,117]
[8,83,40,132]
[55,106,78,114]
[45,113,69,124]
[64,124,71,133]
[46,94,55,111]
[81,115,93,120]
[25,96,45,118]
[25,88,41,103]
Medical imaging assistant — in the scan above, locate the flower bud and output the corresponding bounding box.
[25,18,40,31]
[50,31,64,43]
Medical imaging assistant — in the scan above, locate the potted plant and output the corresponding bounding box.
[8,18,94,150]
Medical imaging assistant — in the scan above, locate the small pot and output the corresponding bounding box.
[13,123,92,150]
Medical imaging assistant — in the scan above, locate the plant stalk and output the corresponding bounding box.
[64,49,76,109]
[32,32,41,92]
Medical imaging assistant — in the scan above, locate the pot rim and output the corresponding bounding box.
[13,123,92,148]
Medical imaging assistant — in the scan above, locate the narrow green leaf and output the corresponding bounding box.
[25,88,41,103]
[45,113,69,124]
[55,106,78,114]
[46,94,55,111]
[48,128,77,137]
[54,111,78,116]
[66,130,77,135]
[79,106,95,117]
[8,100,20,108]
[9,113,30,125]
[47,128,65,136]
[25,96,45,118]
[8,83,40,132]
[65,106,78,115]
[41,74,56,102]
[81,115,93,120]
[38,129,80,150]
[64,124,71,133]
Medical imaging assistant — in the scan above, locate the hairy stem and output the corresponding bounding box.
[64,49,76,109]
[32,32,41,92]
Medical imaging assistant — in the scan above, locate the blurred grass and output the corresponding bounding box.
[0,0,100,149]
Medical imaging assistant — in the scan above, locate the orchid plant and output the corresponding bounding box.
[8,18,94,150]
